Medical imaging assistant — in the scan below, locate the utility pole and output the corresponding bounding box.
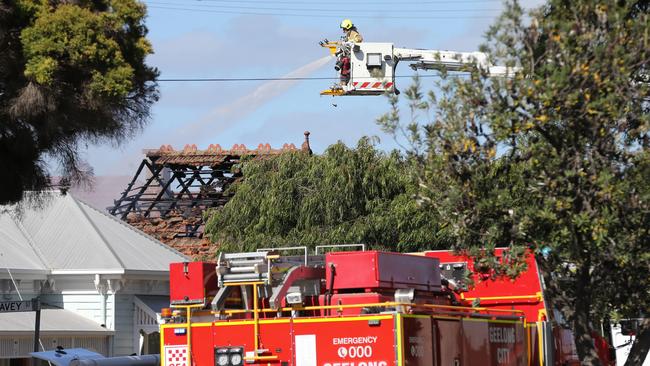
[33,298,41,353]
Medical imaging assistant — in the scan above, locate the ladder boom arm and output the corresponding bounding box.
[393,47,510,76]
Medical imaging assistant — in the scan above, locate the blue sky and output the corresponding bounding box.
[77,0,543,175]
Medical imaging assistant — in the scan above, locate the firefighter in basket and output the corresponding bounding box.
[336,19,363,86]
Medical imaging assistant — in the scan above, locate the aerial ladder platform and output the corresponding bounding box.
[320,41,515,96]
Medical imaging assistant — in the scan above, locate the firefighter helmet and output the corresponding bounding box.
[340,19,354,30]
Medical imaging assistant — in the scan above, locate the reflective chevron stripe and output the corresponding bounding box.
[352,82,393,89]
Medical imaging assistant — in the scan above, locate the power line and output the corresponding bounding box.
[147,5,500,19]
[157,74,466,82]
[184,0,502,4]
[146,1,502,13]
[160,77,334,82]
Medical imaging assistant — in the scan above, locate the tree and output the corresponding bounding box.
[0,0,158,204]
[204,138,451,253]
[378,0,649,364]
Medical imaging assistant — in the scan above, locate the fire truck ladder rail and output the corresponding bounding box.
[214,301,525,319]
[257,246,309,266]
[460,292,543,302]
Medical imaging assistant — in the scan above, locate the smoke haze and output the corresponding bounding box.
[171,55,333,145]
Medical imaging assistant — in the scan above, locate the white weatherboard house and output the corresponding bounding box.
[0,192,188,365]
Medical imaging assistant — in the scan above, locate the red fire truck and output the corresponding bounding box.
[160,246,613,366]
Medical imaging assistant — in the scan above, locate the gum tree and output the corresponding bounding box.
[378,0,649,364]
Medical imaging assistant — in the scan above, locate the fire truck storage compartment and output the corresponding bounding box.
[169,261,217,305]
[325,251,441,292]
[161,314,529,366]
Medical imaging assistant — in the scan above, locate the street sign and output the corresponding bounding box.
[0,300,35,313]
[0,298,42,359]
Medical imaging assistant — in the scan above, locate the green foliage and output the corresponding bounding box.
[378,0,649,364]
[0,0,158,203]
[204,138,450,253]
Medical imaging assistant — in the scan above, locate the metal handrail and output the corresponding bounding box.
[315,244,366,254]
[168,304,205,366]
